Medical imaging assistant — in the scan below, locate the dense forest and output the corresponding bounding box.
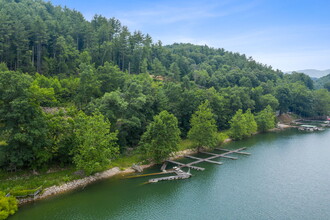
[315,74,330,91]
[0,0,330,175]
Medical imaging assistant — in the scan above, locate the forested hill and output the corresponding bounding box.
[0,0,330,171]
[287,69,330,79]
[314,74,330,90]
[0,0,278,78]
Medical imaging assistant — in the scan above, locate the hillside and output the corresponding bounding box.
[315,74,330,90]
[0,0,329,172]
[287,69,330,78]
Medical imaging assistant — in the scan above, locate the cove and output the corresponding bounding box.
[10,129,330,220]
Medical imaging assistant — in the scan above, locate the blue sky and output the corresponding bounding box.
[50,0,330,71]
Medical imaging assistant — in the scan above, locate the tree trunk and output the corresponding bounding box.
[37,43,41,73]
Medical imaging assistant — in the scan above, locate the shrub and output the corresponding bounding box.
[0,191,18,220]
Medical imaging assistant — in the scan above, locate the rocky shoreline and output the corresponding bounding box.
[18,148,200,206]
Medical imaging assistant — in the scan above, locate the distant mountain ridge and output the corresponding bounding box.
[286,69,330,79]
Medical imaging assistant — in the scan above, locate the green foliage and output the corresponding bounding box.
[73,111,119,175]
[178,139,195,151]
[139,111,181,163]
[312,89,330,116]
[229,109,247,140]
[75,64,100,107]
[0,191,17,220]
[110,154,145,168]
[0,168,78,195]
[0,63,8,71]
[259,94,279,111]
[29,81,57,106]
[324,82,330,91]
[217,132,229,145]
[0,0,329,179]
[289,83,313,117]
[245,109,258,134]
[0,71,52,169]
[275,84,291,114]
[9,186,42,197]
[46,110,76,165]
[229,109,257,140]
[188,101,218,150]
[285,72,314,89]
[255,106,276,132]
[314,74,330,90]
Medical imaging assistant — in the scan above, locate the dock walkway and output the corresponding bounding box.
[162,147,250,172]
[149,167,191,183]
[149,147,250,183]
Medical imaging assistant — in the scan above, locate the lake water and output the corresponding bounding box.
[10,129,330,220]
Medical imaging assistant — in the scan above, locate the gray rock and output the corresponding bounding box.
[132,164,143,172]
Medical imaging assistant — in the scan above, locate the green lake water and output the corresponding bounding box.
[10,129,330,220]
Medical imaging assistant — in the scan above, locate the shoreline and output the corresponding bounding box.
[18,148,200,206]
[17,125,292,205]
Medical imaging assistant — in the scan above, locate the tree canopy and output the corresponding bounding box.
[229,109,257,140]
[188,101,218,150]
[139,111,181,163]
[255,106,276,132]
[73,111,119,175]
[0,0,329,173]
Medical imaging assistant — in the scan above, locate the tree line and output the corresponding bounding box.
[0,0,330,175]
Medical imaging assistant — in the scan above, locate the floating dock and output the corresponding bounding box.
[169,147,250,171]
[162,147,250,172]
[148,147,250,183]
[149,167,191,183]
[298,125,325,131]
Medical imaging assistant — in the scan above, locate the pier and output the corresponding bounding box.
[149,147,251,183]
[163,147,250,171]
[149,167,192,183]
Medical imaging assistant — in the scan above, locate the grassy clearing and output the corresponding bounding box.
[109,154,145,170]
[0,154,147,193]
[0,168,79,193]
[178,139,195,151]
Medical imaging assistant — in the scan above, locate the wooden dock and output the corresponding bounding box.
[165,160,205,171]
[150,147,250,183]
[149,167,191,183]
[164,147,250,172]
[149,175,190,183]
[184,155,223,165]
[215,147,251,155]
[199,151,238,160]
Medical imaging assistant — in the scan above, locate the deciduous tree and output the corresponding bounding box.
[255,106,276,132]
[73,111,119,175]
[229,109,248,140]
[139,111,180,163]
[188,101,218,150]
